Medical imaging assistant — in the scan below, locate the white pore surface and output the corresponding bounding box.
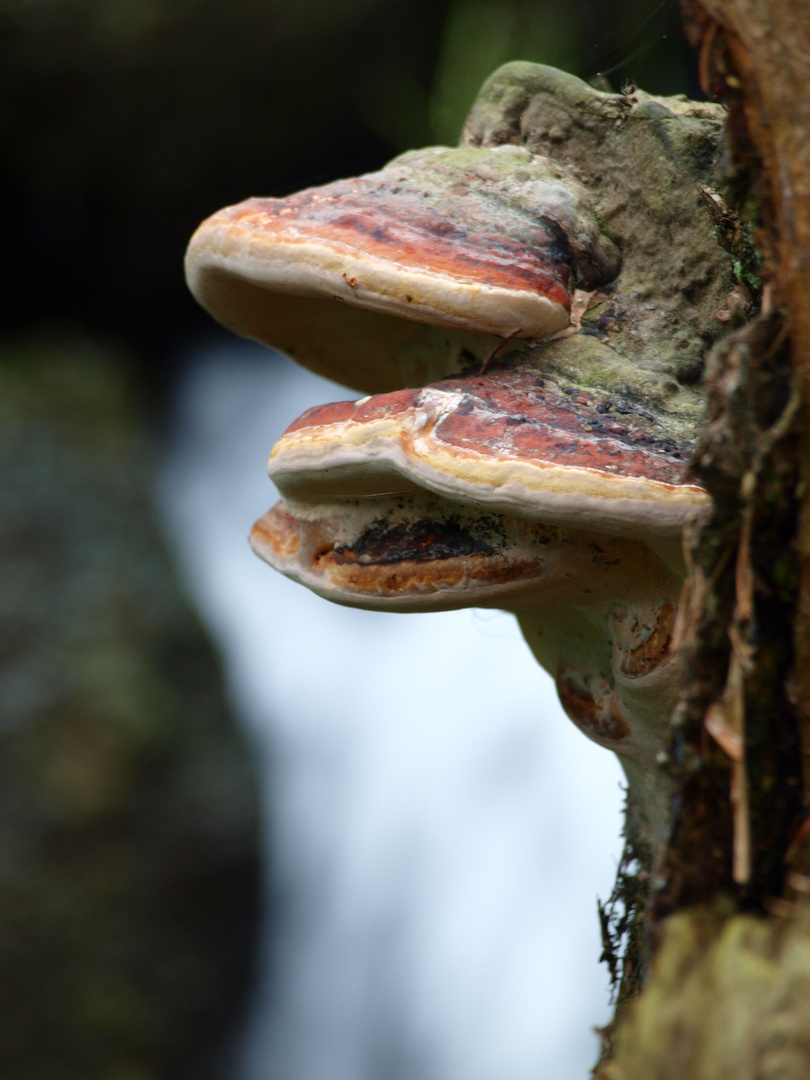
[159,339,625,1080]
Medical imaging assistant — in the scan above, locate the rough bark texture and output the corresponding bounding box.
[684,0,810,810]
[597,1,810,1075]
[653,308,803,911]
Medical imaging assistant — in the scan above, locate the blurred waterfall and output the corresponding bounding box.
[159,340,625,1080]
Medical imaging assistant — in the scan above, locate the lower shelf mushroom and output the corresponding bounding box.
[250,364,708,843]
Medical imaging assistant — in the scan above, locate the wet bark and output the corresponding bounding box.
[596,2,810,1075]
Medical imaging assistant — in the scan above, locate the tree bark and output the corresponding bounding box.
[599,2,810,1076]
[684,0,810,804]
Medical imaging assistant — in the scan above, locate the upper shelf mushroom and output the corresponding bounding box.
[184,63,734,847]
[185,144,621,393]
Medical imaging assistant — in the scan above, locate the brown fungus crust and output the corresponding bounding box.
[557,670,633,745]
[250,497,555,610]
[617,600,676,678]
[312,548,545,598]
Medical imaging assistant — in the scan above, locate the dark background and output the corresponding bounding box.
[0,0,699,391]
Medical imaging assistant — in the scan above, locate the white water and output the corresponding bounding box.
[159,340,625,1080]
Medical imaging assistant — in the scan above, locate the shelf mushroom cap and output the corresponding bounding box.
[251,365,710,610]
[184,145,621,393]
[251,364,703,841]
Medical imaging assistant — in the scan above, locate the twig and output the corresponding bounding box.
[480,328,521,374]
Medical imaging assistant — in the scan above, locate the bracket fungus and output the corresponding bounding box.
[186,63,735,847]
[185,141,620,393]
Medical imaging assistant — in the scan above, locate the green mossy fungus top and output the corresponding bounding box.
[463,63,736,442]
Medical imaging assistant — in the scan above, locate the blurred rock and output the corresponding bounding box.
[0,337,262,1080]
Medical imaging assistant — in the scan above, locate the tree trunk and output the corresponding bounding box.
[599,2,810,1075]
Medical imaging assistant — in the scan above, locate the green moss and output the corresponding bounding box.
[611,905,810,1079]
[462,62,734,439]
